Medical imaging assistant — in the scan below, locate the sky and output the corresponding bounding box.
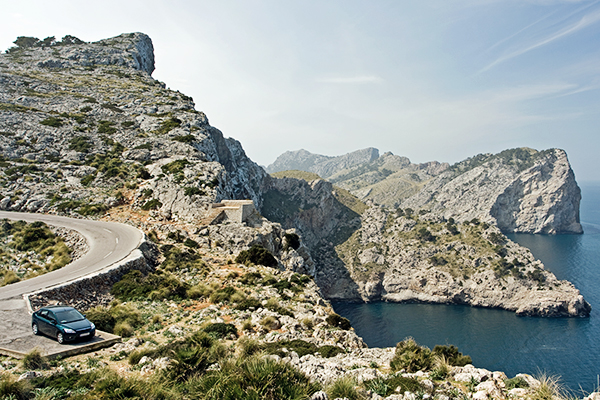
[1,0,600,181]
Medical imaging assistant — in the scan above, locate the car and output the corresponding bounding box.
[32,305,95,344]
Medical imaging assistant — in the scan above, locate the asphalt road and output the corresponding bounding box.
[0,211,143,347]
[0,211,144,301]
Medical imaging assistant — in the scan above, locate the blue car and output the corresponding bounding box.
[32,305,95,344]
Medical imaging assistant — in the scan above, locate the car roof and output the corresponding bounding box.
[38,305,77,312]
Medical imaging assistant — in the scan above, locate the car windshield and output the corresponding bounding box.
[54,309,85,323]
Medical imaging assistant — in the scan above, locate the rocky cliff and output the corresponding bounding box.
[401,148,582,234]
[336,203,590,317]
[268,147,582,235]
[0,32,267,221]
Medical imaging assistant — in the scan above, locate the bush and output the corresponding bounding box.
[390,337,433,372]
[234,297,261,311]
[318,345,345,358]
[432,344,472,366]
[185,355,320,400]
[326,313,351,330]
[173,134,195,143]
[141,198,162,211]
[505,376,529,390]
[22,349,48,370]
[184,186,204,196]
[0,373,32,399]
[86,306,116,332]
[260,316,281,331]
[69,136,93,153]
[364,375,422,397]
[161,159,189,175]
[326,375,361,400]
[416,227,435,242]
[210,286,237,303]
[203,323,238,339]
[40,116,64,128]
[114,321,134,337]
[235,245,278,268]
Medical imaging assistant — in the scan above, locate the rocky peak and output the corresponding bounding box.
[4,32,155,75]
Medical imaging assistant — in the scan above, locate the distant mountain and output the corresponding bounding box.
[267,148,449,208]
[267,147,582,234]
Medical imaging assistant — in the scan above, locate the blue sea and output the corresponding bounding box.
[332,182,600,395]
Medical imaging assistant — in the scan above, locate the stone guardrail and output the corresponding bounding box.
[25,239,158,313]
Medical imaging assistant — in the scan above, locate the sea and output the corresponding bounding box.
[332,182,600,395]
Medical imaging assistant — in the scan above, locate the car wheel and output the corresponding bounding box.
[32,323,39,335]
[57,332,64,344]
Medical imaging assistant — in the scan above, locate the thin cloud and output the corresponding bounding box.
[480,3,600,72]
[317,75,384,84]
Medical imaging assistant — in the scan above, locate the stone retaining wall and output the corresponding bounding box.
[26,239,158,312]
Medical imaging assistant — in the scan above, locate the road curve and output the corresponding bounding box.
[0,211,144,301]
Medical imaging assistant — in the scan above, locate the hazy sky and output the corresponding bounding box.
[2,1,600,181]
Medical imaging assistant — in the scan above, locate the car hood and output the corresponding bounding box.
[61,319,92,330]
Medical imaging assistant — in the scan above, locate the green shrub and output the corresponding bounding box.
[234,296,262,311]
[0,373,32,399]
[22,348,48,370]
[77,203,109,216]
[235,245,278,268]
[156,117,182,134]
[203,323,238,339]
[390,337,433,372]
[69,136,93,153]
[184,186,204,196]
[184,238,199,248]
[432,344,472,366]
[185,355,319,400]
[80,173,96,186]
[161,159,189,175]
[318,345,345,358]
[325,313,351,330]
[40,116,63,128]
[86,306,116,333]
[114,321,134,337]
[97,120,117,134]
[326,375,361,400]
[505,376,529,390]
[239,271,262,285]
[141,198,162,210]
[209,286,237,303]
[364,375,422,397]
[173,134,195,143]
[260,316,280,331]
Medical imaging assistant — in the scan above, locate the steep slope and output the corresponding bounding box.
[0,33,268,221]
[401,148,582,234]
[268,147,582,234]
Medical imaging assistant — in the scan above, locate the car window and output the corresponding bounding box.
[40,310,48,317]
[55,309,85,323]
[48,312,57,322]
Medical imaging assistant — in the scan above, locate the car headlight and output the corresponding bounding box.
[63,328,76,334]
[90,323,95,330]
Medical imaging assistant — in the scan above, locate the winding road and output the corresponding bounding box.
[0,211,143,348]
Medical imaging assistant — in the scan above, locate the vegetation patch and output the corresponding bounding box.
[235,245,278,268]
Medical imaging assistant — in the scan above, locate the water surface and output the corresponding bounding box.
[332,183,600,394]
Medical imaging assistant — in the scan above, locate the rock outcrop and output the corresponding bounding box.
[402,148,582,234]
[0,32,267,222]
[335,203,590,317]
[267,147,582,235]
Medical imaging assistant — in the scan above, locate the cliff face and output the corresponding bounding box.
[402,148,582,234]
[0,32,267,221]
[336,204,590,317]
[268,147,582,235]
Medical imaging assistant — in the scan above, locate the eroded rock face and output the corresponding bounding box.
[0,32,267,223]
[402,148,582,234]
[337,203,590,317]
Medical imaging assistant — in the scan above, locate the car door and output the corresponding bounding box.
[37,310,53,335]
[46,311,58,336]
